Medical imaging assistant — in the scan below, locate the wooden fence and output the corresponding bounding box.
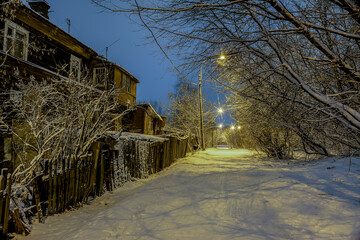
[0,169,11,239]
[0,132,192,238]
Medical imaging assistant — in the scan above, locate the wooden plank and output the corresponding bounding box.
[48,162,53,215]
[65,170,69,209]
[67,169,73,207]
[89,142,100,197]
[3,173,12,239]
[99,149,104,196]
[70,168,75,206]
[52,161,57,213]
[74,167,79,206]
[33,178,42,223]
[79,165,82,204]
[12,207,30,236]
[148,144,153,175]
[0,175,5,225]
[15,7,96,60]
[107,151,114,191]
[156,145,160,172]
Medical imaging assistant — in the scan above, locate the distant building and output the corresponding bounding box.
[122,103,166,135]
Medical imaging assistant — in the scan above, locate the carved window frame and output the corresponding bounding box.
[3,19,29,61]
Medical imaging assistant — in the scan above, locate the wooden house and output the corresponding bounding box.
[122,103,166,135]
[0,0,141,166]
[0,0,139,101]
[93,60,139,106]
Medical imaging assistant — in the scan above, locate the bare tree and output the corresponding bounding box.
[164,79,216,148]
[0,72,134,228]
[93,0,360,155]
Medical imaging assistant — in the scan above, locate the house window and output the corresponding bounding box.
[122,73,131,92]
[3,19,29,60]
[70,55,81,81]
[93,67,107,86]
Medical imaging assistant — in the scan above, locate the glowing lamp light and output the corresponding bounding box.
[218,108,223,114]
[231,125,235,130]
[218,124,223,129]
[219,54,226,60]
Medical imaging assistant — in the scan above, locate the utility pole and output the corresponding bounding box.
[198,54,225,150]
[105,38,121,61]
[199,64,205,150]
[66,18,71,34]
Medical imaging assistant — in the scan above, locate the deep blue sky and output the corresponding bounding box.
[24,0,232,124]
[39,0,178,104]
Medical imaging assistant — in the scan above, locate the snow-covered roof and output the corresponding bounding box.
[107,131,169,143]
[135,103,163,121]
[28,0,49,4]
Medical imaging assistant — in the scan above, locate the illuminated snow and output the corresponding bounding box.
[21,149,360,240]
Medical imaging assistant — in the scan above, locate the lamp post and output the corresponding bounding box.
[198,53,225,150]
[199,63,205,150]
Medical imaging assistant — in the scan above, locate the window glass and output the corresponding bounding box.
[94,67,106,85]
[127,77,131,92]
[122,73,131,92]
[14,32,25,58]
[3,20,28,60]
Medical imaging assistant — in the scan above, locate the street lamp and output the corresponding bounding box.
[217,108,223,114]
[198,54,226,150]
[199,63,205,150]
[231,125,235,130]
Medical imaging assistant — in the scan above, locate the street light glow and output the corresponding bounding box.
[231,125,235,130]
[218,124,223,129]
[218,108,223,113]
[219,54,226,60]
[237,126,241,129]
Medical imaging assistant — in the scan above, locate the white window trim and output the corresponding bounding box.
[70,54,81,81]
[93,67,107,86]
[4,19,29,61]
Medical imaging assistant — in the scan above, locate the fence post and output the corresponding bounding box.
[0,175,5,227]
[3,173,12,240]
[48,161,53,215]
[33,177,42,223]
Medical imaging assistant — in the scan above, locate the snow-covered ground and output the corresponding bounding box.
[20,149,360,240]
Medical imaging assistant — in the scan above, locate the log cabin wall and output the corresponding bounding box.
[113,65,138,106]
[0,7,94,79]
[0,4,140,107]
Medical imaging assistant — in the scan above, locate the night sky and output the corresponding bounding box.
[37,0,179,104]
[24,0,231,125]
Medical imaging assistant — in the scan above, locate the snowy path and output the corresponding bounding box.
[22,149,360,240]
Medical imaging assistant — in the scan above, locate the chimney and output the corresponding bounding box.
[29,0,50,19]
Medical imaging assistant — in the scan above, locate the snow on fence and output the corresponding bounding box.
[110,132,189,188]
[1,132,191,238]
